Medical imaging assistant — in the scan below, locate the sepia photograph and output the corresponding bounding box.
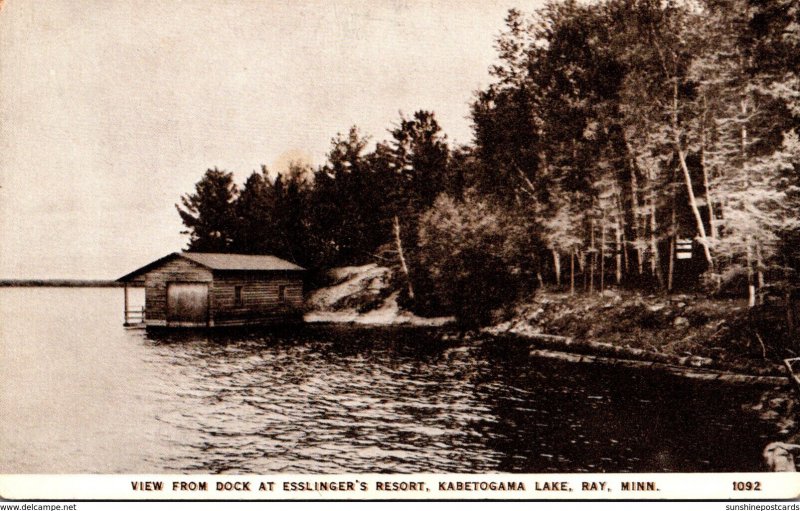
[1,0,800,503]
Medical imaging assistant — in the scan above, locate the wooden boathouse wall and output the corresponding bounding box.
[144,257,213,327]
[211,272,303,326]
[120,252,306,328]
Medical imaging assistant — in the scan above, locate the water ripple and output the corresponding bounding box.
[0,289,784,473]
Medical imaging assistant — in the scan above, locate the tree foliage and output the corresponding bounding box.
[177,0,800,325]
[418,194,537,325]
[176,168,238,252]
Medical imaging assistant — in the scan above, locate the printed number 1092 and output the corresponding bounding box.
[732,482,761,491]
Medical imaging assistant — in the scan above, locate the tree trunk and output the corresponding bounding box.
[570,248,575,295]
[583,251,588,292]
[668,235,675,293]
[747,239,756,308]
[628,154,644,276]
[741,96,748,161]
[600,216,606,292]
[785,261,795,333]
[615,189,623,284]
[701,94,717,240]
[552,249,562,287]
[673,81,714,269]
[615,223,622,285]
[622,229,629,276]
[742,94,756,308]
[756,242,765,305]
[677,151,713,267]
[392,215,414,300]
[668,188,677,293]
[648,188,664,288]
[589,221,596,293]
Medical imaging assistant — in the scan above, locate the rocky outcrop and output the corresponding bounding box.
[304,264,453,326]
[763,442,800,471]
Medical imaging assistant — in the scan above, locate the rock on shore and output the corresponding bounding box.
[304,264,453,326]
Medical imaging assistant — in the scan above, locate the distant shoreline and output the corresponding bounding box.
[0,280,123,288]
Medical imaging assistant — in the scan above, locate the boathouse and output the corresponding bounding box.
[117,252,305,328]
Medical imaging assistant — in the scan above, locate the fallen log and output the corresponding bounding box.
[528,349,789,387]
[489,331,786,377]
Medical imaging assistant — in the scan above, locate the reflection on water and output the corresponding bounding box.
[0,288,782,473]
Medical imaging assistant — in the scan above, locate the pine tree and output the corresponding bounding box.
[176,168,238,252]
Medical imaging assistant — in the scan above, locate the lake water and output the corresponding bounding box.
[0,287,785,473]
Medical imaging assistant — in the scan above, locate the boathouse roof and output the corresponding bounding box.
[117,252,305,282]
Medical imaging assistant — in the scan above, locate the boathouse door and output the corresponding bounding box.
[166,282,209,327]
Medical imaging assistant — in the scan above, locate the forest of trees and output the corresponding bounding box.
[177,0,800,325]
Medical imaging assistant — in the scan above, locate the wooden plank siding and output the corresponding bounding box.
[137,256,303,328]
[121,252,306,328]
[211,272,303,326]
[144,258,213,326]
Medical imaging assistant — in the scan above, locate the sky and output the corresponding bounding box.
[0,0,545,279]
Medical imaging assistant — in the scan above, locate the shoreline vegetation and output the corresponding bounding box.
[304,264,792,380]
[6,270,793,392]
[300,264,798,446]
[0,279,121,287]
[166,6,800,456]
[491,290,793,374]
[171,0,800,361]
[5,267,797,453]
